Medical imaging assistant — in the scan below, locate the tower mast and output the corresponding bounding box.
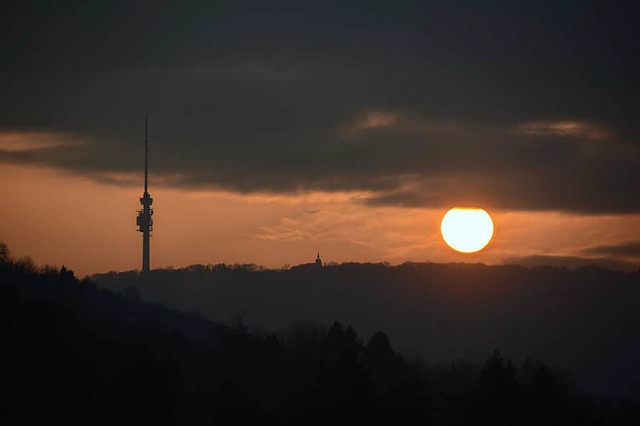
[137,116,153,272]
[144,116,148,194]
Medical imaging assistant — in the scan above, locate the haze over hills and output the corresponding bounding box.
[94,260,640,400]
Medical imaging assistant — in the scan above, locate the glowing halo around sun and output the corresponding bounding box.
[441,208,494,253]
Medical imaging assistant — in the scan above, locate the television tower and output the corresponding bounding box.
[136,116,153,272]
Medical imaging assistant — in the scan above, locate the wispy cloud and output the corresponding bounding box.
[580,242,640,259]
[516,121,610,140]
[0,131,82,152]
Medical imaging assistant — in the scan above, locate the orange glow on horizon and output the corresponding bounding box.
[0,163,639,276]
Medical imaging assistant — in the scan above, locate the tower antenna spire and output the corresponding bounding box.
[137,116,154,272]
[144,115,148,194]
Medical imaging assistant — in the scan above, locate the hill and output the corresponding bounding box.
[95,261,640,400]
[4,244,640,423]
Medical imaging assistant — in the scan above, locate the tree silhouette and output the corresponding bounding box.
[476,351,522,425]
[0,241,10,264]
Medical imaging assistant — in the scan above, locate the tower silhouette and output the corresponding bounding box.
[136,116,153,272]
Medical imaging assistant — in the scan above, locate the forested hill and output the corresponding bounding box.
[5,262,228,344]
[94,262,640,400]
[3,246,640,423]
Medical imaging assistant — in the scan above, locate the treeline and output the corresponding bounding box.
[3,245,640,424]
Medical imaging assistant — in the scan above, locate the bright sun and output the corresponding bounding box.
[441,208,494,253]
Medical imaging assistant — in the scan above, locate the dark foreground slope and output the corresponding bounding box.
[4,247,640,424]
[95,262,640,400]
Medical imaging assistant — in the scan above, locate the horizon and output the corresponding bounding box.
[91,255,639,276]
[2,166,639,276]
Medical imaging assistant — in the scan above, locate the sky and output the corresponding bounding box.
[1,0,639,276]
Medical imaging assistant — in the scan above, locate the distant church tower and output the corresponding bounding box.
[136,116,153,273]
[290,251,324,271]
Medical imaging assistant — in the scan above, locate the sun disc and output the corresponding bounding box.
[441,208,494,253]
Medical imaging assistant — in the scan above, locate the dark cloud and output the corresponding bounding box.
[581,242,640,259]
[1,1,638,213]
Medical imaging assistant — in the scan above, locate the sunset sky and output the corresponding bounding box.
[1,1,639,276]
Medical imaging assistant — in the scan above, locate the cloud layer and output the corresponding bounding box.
[1,1,638,213]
